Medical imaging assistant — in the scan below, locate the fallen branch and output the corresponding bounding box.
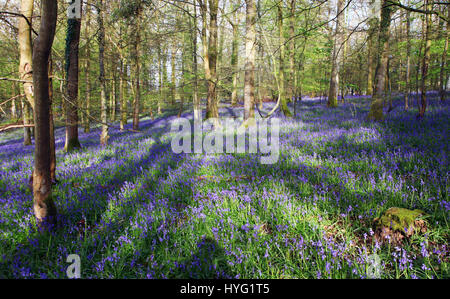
[0,94,25,106]
[0,123,34,132]
[0,77,32,83]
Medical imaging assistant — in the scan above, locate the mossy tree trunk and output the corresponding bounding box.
[64,2,82,152]
[367,0,394,121]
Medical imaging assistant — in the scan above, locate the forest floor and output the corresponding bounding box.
[0,93,448,278]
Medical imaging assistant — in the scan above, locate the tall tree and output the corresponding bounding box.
[366,0,379,96]
[418,0,431,118]
[98,0,109,144]
[18,0,34,145]
[327,0,344,108]
[439,5,448,102]
[191,4,201,120]
[288,0,296,103]
[278,2,292,117]
[64,0,82,152]
[132,6,142,130]
[367,0,394,121]
[205,0,220,123]
[32,0,58,227]
[404,7,411,110]
[243,0,256,124]
[84,6,91,133]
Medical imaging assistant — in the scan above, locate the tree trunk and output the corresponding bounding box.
[367,0,393,121]
[158,42,163,115]
[243,0,256,124]
[64,3,82,152]
[98,0,108,145]
[132,10,141,131]
[18,0,34,145]
[48,55,56,183]
[32,0,58,227]
[278,3,292,117]
[404,8,411,110]
[327,0,344,108]
[205,0,219,123]
[83,6,91,133]
[191,5,200,120]
[366,0,379,96]
[171,42,177,106]
[110,58,117,122]
[119,57,127,130]
[439,5,449,102]
[231,20,239,107]
[288,0,296,102]
[419,0,432,118]
[22,100,32,145]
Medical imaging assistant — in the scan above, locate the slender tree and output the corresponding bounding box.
[278,2,292,117]
[418,0,431,118]
[32,0,58,227]
[404,7,411,110]
[366,0,379,96]
[439,5,448,102]
[132,6,142,130]
[84,6,91,133]
[367,0,394,121]
[243,0,256,125]
[98,0,109,144]
[205,0,220,123]
[18,0,34,145]
[191,4,201,120]
[327,0,344,108]
[64,0,82,152]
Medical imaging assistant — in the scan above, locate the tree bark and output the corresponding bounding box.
[278,3,292,117]
[48,55,56,183]
[171,42,177,106]
[243,0,256,124]
[64,2,82,152]
[419,0,432,118]
[132,9,141,130]
[205,0,219,123]
[327,0,344,108]
[32,0,58,227]
[22,99,32,145]
[18,0,34,145]
[404,8,411,110]
[366,0,379,96]
[97,0,109,145]
[83,6,91,133]
[191,5,200,120]
[288,0,296,102]
[439,5,449,102]
[367,0,393,121]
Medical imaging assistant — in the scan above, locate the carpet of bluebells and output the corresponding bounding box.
[0,92,448,279]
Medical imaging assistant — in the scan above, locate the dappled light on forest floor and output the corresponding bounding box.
[0,95,448,278]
